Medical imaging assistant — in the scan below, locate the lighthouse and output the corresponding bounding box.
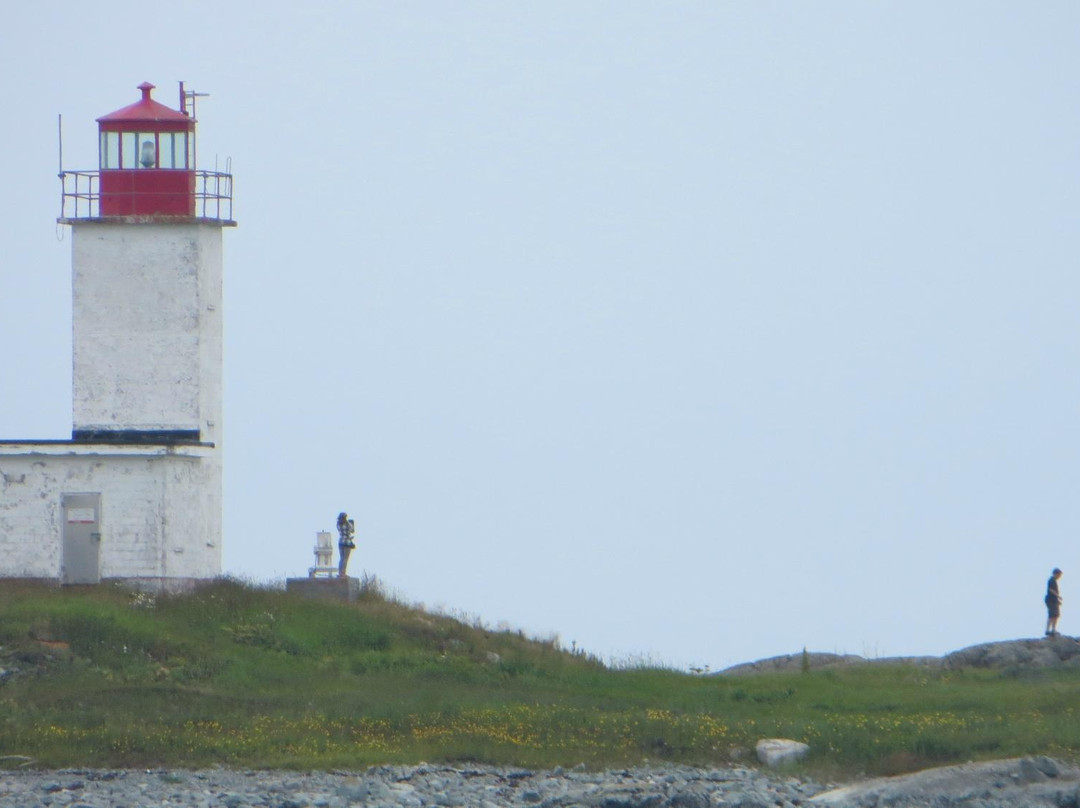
[0,82,235,590]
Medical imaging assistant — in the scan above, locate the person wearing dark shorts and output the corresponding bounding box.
[1046,568,1063,637]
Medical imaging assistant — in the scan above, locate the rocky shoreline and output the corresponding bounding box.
[2,757,1079,808]
[0,764,826,808]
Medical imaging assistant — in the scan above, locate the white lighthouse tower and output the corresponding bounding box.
[0,82,235,589]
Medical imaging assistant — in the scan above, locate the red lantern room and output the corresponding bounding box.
[96,82,196,217]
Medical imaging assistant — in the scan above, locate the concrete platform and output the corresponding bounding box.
[285,576,360,603]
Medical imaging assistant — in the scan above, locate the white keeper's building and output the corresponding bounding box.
[0,82,235,589]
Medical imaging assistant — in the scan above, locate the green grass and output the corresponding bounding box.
[0,578,1078,775]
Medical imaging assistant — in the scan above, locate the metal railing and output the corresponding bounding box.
[59,170,235,222]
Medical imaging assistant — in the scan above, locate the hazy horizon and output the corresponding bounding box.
[3,2,1080,670]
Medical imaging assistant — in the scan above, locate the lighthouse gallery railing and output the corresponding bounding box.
[59,170,235,223]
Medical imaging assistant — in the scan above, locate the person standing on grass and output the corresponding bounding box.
[1046,568,1063,637]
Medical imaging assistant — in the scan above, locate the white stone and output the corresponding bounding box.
[755,738,809,768]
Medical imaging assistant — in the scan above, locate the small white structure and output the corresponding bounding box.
[309,531,336,578]
[0,82,235,590]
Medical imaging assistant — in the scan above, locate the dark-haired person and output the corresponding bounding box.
[1046,568,1063,637]
[336,511,356,579]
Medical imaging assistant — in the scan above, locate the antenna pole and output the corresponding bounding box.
[183,88,210,170]
[57,114,63,177]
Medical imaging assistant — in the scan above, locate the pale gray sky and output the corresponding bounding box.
[2,2,1080,669]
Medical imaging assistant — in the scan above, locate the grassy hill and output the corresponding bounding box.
[1,579,1078,774]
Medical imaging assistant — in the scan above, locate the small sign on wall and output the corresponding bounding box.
[66,508,96,524]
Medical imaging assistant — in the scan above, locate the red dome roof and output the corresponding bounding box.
[97,82,193,125]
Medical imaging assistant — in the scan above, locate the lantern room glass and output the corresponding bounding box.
[99,131,189,170]
[100,132,120,169]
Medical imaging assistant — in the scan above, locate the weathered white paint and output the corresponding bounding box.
[0,444,221,583]
[72,222,223,444]
[0,218,228,586]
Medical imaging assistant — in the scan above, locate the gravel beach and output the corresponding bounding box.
[0,764,827,808]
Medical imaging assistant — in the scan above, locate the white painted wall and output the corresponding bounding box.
[0,444,221,582]
[72,222,223,444]
[0,218,229,585]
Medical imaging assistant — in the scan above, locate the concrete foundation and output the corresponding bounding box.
[285,576,361,603]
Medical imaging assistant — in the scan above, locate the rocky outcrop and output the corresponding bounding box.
[810,756,1078,807]
[720,636,1080,675]
[720,651,939,676]
[721,652,867,676]
[944,635,1080,669]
